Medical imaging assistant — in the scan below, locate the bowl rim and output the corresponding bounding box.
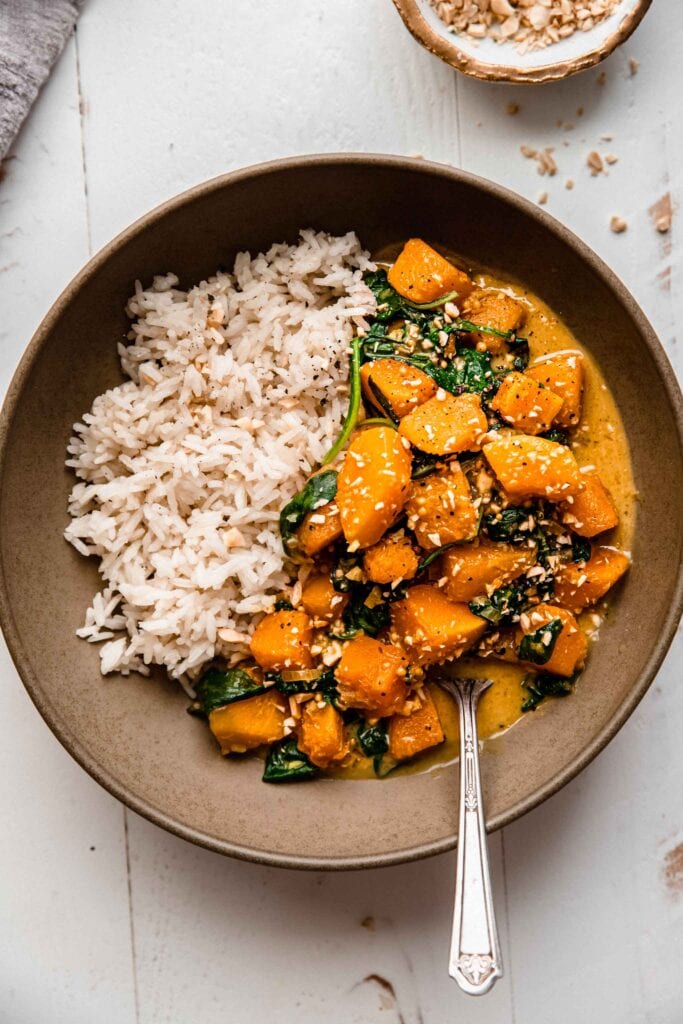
[0,152,681,871]
[391,0,653,84]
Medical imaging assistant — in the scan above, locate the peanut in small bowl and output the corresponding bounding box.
[391,0,652,83]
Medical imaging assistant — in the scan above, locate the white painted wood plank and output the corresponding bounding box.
[75,0,461,249]
[126,812,513,1024]
[0,37,137,1024]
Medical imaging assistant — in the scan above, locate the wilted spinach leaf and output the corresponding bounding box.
[274,599,294,611]
[484,506,535,543]
[517,618,563,665]
[357,721,389,759]
[194,668,264,715]
[365,269,406,321]
[521,672,574,712]
[470,582,527,627]
[262,740,318,783]
[333,594,390,640]
[570,535,592,564]
[270,667,338,697]
[279,470,338,553]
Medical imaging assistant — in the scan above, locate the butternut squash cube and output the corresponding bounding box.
[491,371,563,435]
[361,359,437,419]
[297,701,349,769]
[390,584,487,665]
[399,392,488,456]
[553,546,630,614]
[387,238,474,304]
[337,425,412,548]
[526,352,584,428]
[336,635,409,716]
[297,500,343,556]
[406,461,479,550]
[209,690,286,754]
[483,435,584,501]
[388,686,445,762]
[301,575,348,622]
[516,603,588,678]
[363,535,419,584]
[250,610,314,672]
[442,540,537,603]
[461,289,526,354]
[559,471,619,537]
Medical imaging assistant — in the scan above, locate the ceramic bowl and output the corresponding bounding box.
[391,0,652,83]
[0,155,681,869]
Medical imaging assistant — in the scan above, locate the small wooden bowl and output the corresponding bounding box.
[0,155,680,869]
[391,0,652,83]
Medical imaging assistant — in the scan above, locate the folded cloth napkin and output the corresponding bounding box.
[0,0,83,160]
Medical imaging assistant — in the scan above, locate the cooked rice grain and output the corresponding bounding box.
[65,230,375,682]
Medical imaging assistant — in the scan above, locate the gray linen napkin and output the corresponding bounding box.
[0,0,83,160]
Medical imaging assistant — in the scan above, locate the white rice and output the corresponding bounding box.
[65,230,376,684]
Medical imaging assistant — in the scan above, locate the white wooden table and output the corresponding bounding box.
[1,2,681,1021]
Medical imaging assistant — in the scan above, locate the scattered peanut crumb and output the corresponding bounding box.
[605,153,618,165]
[538,191,548,205]
[610,215,628,234]
[506,102,520,115]
[587,150,604,176]
[655,214,671,233]
[565,179,574,190]
[629,57,640,76]
[597,70,607,86]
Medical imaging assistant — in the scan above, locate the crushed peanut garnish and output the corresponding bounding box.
[429,0,622,54]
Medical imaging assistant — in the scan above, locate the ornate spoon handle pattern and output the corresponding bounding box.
[436,677,503,996]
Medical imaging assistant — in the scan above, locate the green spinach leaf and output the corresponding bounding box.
[357,721,389,758]
[279,470,338,553]
[517,617,563,665]
[570,535,592,564]
[323,335,362,464]
[262,740,318,783]
[521,672,574,712]
[194,668,264,715]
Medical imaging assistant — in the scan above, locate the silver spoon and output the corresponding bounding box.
[435,676,503,996]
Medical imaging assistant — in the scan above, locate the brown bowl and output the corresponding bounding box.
[391,0,652,84]
[0,155,681,869]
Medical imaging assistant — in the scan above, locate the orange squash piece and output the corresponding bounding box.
[250,609,314,672]
[442,540,537,603]
[297,701,349,769]
[387,238,474,305]
[297,500,343,556]
[209,690,286,754]
[388,686,445,762]
[301,575,348,622]
[516,603,588,678]
[391,584,487,665]
[559,471,619,537]
[399,391,488,456]
[483,434,584,501]
[337,425,412,548]
[461,289,526,354]
[336,635,409,716]
[491,371,563,435]
[526,352,584,428]
[553,546,630,614]
[406,461,479,550]
[361,359,437,419]
[363,534,419,584]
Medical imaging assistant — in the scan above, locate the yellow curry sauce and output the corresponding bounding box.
[333,271,635,780]
[194,239,635,783]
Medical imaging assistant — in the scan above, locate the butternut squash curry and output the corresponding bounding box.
[189,239,633,782]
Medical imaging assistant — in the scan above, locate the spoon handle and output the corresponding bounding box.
[440,677,503,996]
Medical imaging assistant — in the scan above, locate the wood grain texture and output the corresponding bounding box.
[0,0,680,1021]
